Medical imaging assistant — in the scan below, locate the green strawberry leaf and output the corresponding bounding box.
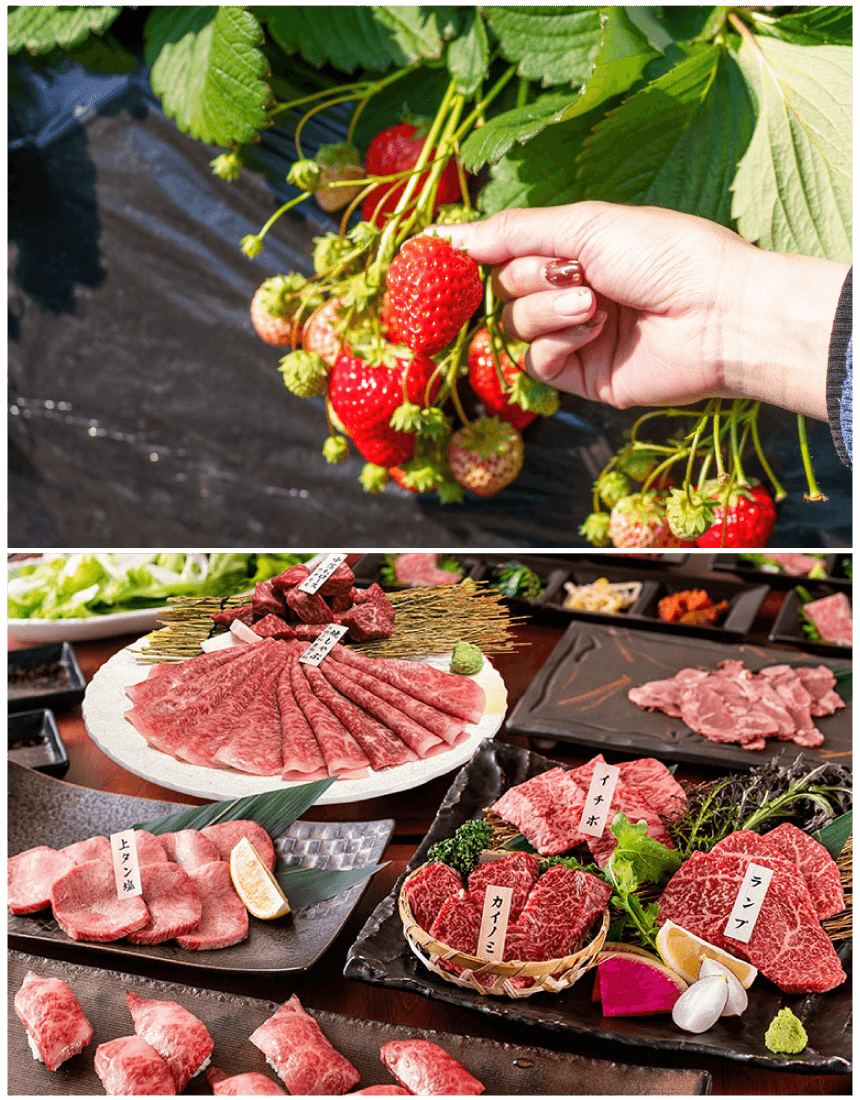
[446,9,489,97]
[145,7,271,146]
[749,6,853,47]
[484,6,604,87]
[461,90,581,173]
[576,43,756,227]
[565,7,663,120]
[262,6,450,73]
[8,6,122,53]
[731,37,851,261]
[58,33,137,75]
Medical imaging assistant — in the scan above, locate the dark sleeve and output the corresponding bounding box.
[826,267,852,466]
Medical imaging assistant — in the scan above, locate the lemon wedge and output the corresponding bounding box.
[656,920,757,988]
[229,836,290,920]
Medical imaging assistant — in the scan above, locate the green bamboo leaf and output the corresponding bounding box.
[812,810,852,859]
[134,777,337,836]
[278,862,388,909]
[484,6,603,87]
[144,7,272,146]
[731,37,851,261]
[8,6,122,54]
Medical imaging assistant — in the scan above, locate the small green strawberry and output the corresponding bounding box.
[609,491,696,549]
[287,158,322,191]
[447,417,524,497]
[579,512,611,547]
[279,350,330,398]
[302,297,344,367]
[665,487,714,541]
[386,235,484,356]
[210,151,242,181]
[313,143,365,213]
[250,275,307,347]
[323,435,349,463]
[597,471,632,508]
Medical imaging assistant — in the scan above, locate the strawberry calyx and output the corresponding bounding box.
[359,463,389,493]
[315,142,362,171]
[579,511,611,547]
[596,471,632,509]
[451,415,518,460]
[278,350,330,398]
[665,486,714,541]
[210,150,243,181]
[287,159,323,192]
[508,371,559,416]
[256,274,319,319]
[322,435,349,463]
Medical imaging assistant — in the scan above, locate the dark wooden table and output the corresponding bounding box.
[8,558,852,1096]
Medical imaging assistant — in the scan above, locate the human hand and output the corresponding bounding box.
[433,201,845,420]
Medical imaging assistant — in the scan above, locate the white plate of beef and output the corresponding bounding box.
[7,951,712,1095]
[345,740,851,1074]
[505,622,852,770]
[81,640,508,805]
[7,761,393,974]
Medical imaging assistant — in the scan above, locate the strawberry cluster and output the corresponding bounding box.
[245,122,561,502]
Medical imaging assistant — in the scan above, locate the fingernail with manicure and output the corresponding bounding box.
[554,287,593,316]
[543,259,583,287]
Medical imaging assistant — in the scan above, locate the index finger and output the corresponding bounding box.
[428,201,610,265]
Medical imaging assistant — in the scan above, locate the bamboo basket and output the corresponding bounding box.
[399,863,609,999]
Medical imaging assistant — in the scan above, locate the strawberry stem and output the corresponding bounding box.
[711,400,726,482]
[728,399,747,486]
[796,414,828,501]
[253,192,313,244]
[748,403,787,501]
[683,404,713,502]
[453,64,518,144]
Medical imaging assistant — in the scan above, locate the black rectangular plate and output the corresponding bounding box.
[8,761,393,973]
[8,642,87,713]
[769,588,853,658]
[8,950,712,1096]
[710,553,850,587]
[541,569,769,639]
[344,740,851,1075]
[8,710,70,778]
[505,622,852,770]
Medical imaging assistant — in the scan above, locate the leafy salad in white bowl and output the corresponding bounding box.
[8,552,313,642]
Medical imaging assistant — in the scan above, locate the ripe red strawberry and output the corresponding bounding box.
[467,327,536,430]
[609,491,696,549]
[695,482,777,548]
[303,297,343,367]
[386,236,483,356]
[349,422,416,468]
[249,276,305,347]
[447,417,523,497]
[361,122,461,228]
[327,346,439,436]
[380,291,405,344]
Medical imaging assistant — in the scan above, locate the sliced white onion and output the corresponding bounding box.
[699,957,749,1016]
[230,620,262,644]
[671,974,728,1033]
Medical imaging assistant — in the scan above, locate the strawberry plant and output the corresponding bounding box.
[9,5,851,530]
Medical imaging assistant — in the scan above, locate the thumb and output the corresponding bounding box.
[428,202,609,265]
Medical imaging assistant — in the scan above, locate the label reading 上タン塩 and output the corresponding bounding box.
[110,829,143,899]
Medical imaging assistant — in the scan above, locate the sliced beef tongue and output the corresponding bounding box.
[794,665,845,715]
[627,668,708,718]
[50,859,150,942]
[174,861,249,950]
[126,862,203,945]
[8,846,77,915]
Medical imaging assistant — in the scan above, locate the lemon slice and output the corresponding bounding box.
[656,920,757,988]
[229,836,290,920]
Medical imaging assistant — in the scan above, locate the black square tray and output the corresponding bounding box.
[8,641,87,713]
[8,709,70,778]
[769,587,852,658]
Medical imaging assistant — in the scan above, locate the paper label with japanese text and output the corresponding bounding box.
[110,829,143,899]
[723,861,774,944]
[476,884,514,962]
[298,623,349,666]
[578,760,620,838]
[298,553,348,594]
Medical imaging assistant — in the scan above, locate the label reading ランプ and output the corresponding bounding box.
[723,861,774,944]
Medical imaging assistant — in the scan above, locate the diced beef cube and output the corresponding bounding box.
[210,604,255,628]
[271,565,311,592]
[285,587,334,625]
[252,581,287,618]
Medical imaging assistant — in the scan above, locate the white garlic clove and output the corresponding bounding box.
[672,974,729,1033]
[698,957,749,1016]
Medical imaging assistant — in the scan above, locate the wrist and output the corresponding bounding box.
[717,248,849,421]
